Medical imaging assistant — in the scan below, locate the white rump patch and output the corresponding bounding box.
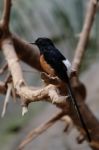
[62,59,71,75]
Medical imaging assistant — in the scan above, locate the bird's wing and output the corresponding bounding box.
[43,48,68,81]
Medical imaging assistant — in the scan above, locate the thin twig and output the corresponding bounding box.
[0,63,8,74]
[1,82,12,117]
[18,111,64,150]
[71,0,98,73]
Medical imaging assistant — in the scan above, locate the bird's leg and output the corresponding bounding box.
[41,72,61,85]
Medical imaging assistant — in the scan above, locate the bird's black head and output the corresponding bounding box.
[34,37,55,53]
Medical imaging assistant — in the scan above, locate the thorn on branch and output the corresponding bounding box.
[22,106,28,116]
[61,116,73,133]
[76,132,86,144]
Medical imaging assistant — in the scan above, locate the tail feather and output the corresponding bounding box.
[66,76,91,142]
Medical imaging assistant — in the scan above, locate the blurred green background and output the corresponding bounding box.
[0,0,99,150]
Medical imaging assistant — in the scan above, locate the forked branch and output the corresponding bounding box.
[0,0,99,150]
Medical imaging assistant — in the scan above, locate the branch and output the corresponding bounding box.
[2,37,99,149]
[2,38,25,87]
[1,82,12,117]
[0,0,99,149]
[1,0,12,30]
[1,38,67,108]
[0,63,8,74]
[18,111,64,150]
[71,0,98,74]
[12,34,42,71]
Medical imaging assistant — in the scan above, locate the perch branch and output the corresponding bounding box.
[12,34,42,71]
[18,111,64,150]
[1,19,99,150]
[71,0,98,74]
[41,72,62,85]
[1,38,68,108]
[2,38,99,149]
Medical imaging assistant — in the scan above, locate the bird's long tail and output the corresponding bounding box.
[66,76,91,142]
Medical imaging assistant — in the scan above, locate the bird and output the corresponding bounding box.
[31,37,91,142]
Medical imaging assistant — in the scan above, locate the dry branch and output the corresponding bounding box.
[2,38,25,87]
[12,34,42,71]
[0,0,99,149]
[71,0,98,74]
[1,0,11,30]
[18,111,64,150]
[2,38,68,109]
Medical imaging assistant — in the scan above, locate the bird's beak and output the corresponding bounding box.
[30,42,35,44]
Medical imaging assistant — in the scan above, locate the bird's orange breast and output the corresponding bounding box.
[40,55,55,76]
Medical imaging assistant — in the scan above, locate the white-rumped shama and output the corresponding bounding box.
[31,37,91,142]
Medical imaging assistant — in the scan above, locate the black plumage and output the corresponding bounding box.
[33,37,91,142]
[35,38,69,81]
